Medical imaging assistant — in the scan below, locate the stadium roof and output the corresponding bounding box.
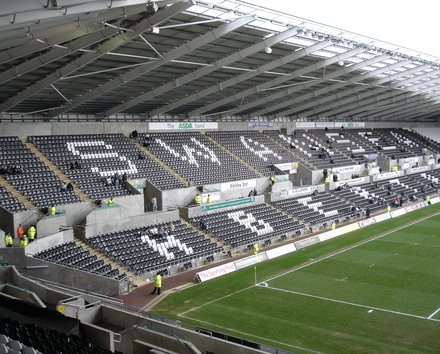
[1,0,440,123]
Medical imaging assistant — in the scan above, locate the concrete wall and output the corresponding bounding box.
[83,209,179,239]
[1,121,438,139]
[24,230,73,254]
[36,213,67,237]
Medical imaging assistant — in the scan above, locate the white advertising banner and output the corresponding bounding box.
[376,171,404,180]
[248,122,274,128]
[316,121,334,128]
[407,166,431,174]
[335,122,366,128]
[220,179,256,192]
[332,165,361,173]
[280,185,319,198]
[149,122,218,130]
[196,262,237,282]
[296,121,315,128]
[265,243,297,259]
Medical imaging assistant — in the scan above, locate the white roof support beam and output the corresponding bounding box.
[50,14,254,117]
[0,26,121,85]
[332,74,440,120]
[364,99,440,121]
[278,62,432,119]
[355,88,440,120]
[241,53,387,118]
[0,2,163,63]
[308,64,433,118]
[337,91,422,119]
[148,39,334,118]
[399,107,440,121]
[0,1,192,113]
[109,26,299,117]
[0,0,182,28]
[185,40,338,118]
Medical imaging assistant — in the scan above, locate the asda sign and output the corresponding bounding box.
[149,122,218,130]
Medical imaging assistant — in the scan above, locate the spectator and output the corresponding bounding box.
[61,182,67,191]
[67,182,74,191]
[365,207,371,219]
[151,196,158,212]
[168,222,175,236]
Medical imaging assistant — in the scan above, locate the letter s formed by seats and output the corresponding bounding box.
[66,140,138,177]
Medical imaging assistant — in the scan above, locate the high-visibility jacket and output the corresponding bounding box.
[154,274,162,288]
[270,176,276,183]
[48,206,56,216]
[17,226,24,238]
[194,194,202,205]
[27,226,36,240]
[4,234,13,247]
[206,196,213,204]
[324,177,331,183]
[426,195,431,203]
[107,198,115,207]
[252,243,259,255]
[387,205,391,213]
[19,236,28,247]
[331,222,336,230]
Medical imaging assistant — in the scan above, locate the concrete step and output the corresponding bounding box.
[24,142,93,203]
[74,237,147,288]
[0,175,35,209]
[205,134,264,177]
[132,139,189,187]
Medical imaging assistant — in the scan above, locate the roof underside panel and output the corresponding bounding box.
[0,0,439,122]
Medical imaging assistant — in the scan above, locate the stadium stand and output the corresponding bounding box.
[190,203,305,248]
[86,220,221,275]
[138,132,260,185]
[265,130,355,169]
[207,131,297,176]
[0,185,26,213]
[28,134,185,200]
[0,137,81,208]
[33,241,126,280]
[272,191,352,227]
[0,317,120,354]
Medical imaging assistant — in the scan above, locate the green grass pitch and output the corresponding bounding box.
[154,204,440,353]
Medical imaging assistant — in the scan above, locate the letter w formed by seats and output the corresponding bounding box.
[156,137,221,168]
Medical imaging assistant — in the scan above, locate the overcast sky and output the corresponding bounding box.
[248,0,440,59]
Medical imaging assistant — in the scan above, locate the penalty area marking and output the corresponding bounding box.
[179,313,324,354]
[257,284,440,323]
[428,307,440,320]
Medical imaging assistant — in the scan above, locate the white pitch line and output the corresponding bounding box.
[428,307,440,320]
[259,285,440,323]
[180,313,325,354]
[262,211,440,284]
